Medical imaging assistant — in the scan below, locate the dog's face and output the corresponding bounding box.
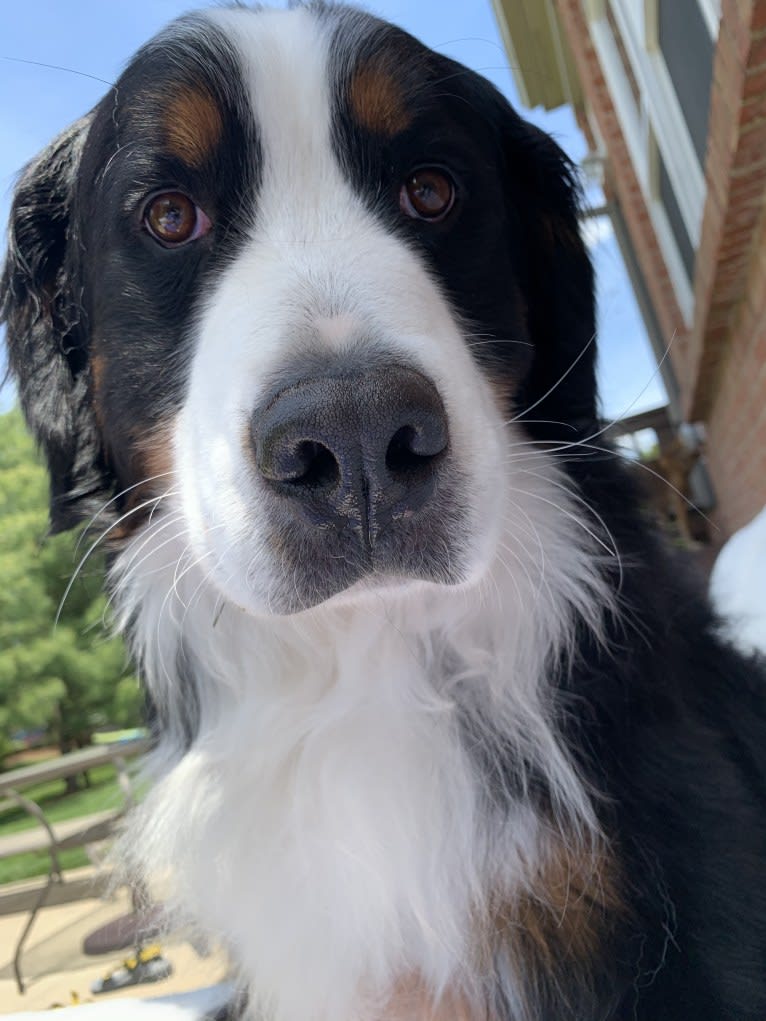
[3,3,596,616]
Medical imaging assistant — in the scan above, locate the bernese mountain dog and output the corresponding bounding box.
[3,4,766,1019]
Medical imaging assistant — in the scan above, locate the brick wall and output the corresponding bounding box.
[553,0,766,538]
[690,0,766,535]
[704,193,766,534]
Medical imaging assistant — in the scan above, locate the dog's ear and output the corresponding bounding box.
[2,115,112,532]
[501,113,598,436]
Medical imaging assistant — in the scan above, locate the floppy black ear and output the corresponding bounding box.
[502,115,599,438]
[1,115,112,532]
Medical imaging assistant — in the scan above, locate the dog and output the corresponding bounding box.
[3,4,766,1019]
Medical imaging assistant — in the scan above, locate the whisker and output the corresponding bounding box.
[118,519,190,591]
[495,538,537,607]
[115,511,186,577]
[508,328,678,457]
[100,515,188,625]
[173,527,228,615]
[518,467,624,597]
[508,486,618,558]
[502,497,550,598]
[465,336,535,350]
[518,467,620,558]
[490,546,525,610]
[0,54,115,88]
[503,438,715,531]
[180,543,230,631]
[74,471,177,555]
[55,493,174,626]
[507,331,597,427]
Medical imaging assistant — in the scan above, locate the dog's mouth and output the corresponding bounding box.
[260,483,468,614]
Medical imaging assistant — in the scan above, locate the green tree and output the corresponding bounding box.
[0,408,141,766]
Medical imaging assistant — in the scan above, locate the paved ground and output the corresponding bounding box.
[0,880,229,1014]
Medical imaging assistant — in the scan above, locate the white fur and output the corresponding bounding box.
[116,475,612,1021]
[113,8,615,1021]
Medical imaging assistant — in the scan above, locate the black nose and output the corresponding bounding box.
[252,364,449,548]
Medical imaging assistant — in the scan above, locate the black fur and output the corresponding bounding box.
[558,452,766,1019]
[1,117,111,531]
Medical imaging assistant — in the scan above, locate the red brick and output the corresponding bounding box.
[713,51,746,111]
[752,326,766,365]
[745,267,766,318]
[707,122,738,175]
[750,31,766,64]
[707,167,733,217]
[737,110,766,137]
[729,172,766,207]
[734,123,766,165]
[705,355,766,529]
[713,87,739,129]
[751,1,766,32]
[718,227,757,258]
[743,63,766,102]
[730,194,765,227]
[721,0,753,63]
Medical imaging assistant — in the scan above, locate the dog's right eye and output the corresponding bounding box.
[399,168,456,223]
[143,191,211,246]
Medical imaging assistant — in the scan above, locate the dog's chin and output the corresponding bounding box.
[261,563,471,618]
[211,550,477,620]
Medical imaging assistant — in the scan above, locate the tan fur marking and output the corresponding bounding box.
[382,978,482,1021]
[133,425,174,486]
[163,87,223,168]
[349,63,412,137]
[110,423,176,541]
[495,836,623,976]
[377,840,621,1020]
[90,352,105,395]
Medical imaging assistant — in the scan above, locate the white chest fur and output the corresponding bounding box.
[115,457,610,1021]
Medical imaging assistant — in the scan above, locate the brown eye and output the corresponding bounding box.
[143,191,210,245]
[400,168,456,222]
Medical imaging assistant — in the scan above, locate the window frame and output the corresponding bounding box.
[585,0,719,325]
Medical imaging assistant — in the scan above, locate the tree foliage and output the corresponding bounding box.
[0,408,141,766]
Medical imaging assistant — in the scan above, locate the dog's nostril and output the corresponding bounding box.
[385,420,448,477]
[290,441,340,488]
[260,434,340,488]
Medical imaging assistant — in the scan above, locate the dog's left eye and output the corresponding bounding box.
[399,168,456,222]
[143,191,211,246]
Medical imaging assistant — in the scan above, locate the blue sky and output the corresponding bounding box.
[0,0,665,418]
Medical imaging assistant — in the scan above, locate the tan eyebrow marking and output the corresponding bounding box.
[163,86,223,168]
[348,60,412,137]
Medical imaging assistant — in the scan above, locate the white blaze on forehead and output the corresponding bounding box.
[210,7,345,242]
[201,6,387,354]
[314,314,362,349]
[199,6,482,379]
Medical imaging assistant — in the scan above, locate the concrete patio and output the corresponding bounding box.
[0,871,229,1014]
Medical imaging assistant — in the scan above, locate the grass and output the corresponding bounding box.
[0,763,123,885]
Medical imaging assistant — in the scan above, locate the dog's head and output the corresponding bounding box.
[2,3,597,615]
